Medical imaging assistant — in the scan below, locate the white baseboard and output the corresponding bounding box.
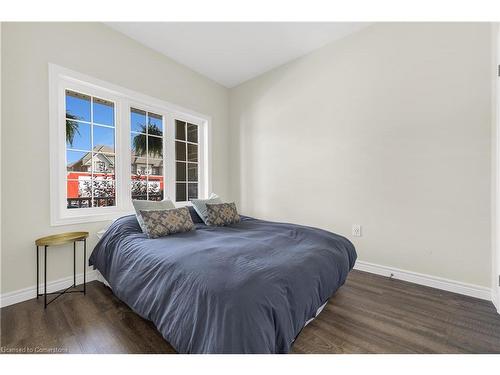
[354,260,492,301]
[0,270,98,308]
[1,263,493,309]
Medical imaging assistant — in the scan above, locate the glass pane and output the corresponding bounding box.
[93,178,115,196]
[67,179,91,209]
[131,178,147,200]
[92,153,115,178]
[148,112,163,137]
[131,108,147,133]
[93,179,116,207]
[188,163,198,182]
[148,135,163,158]
[148,179,163,201]
[176,120,186,141]
[131,132,147,157]
[149,158,164,177]
[187,123,198,143]
[187,143,198,162]
[93,97,114,126]
[67,150,91,175]
[146,157,164,202]
[93,197,116,207]
[176,162,186,181]
[66,90,90,122]
[188,183,198,200]
[66,121,91,151]
[78,179,92,197]
[93,125,115,152]
[176,141,186,161]
[176,183,187,202]
[131,156,148,176]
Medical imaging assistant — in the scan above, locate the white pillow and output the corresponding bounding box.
[190,193,222,224]
[132,199,175,233]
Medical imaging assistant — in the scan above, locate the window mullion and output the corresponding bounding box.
[165,113,176,202]
[118,99,131,211]
[90,95,94,208]
[146,112,149,200]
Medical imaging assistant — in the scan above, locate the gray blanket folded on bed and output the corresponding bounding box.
[89,215,356,353]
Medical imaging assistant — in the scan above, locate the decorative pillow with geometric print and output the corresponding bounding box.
[205,202,241,226]
[139,207,195,238]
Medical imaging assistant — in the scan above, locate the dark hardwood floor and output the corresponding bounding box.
[1,270,500,353]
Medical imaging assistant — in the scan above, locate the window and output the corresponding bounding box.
[65,90,116,209]
[50,64,210,225]
[130,108,164,201]
[175,120,199,202]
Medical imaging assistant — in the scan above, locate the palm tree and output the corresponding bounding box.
[132,122,163,157]
[66,114,80,146]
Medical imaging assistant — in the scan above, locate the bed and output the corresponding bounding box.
[89,214,357,354]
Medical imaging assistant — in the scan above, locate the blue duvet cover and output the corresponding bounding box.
[89,215,356,353]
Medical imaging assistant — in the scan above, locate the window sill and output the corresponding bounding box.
[51,208,134,226]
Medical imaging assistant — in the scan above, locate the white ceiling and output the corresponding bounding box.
[105,22,370,88]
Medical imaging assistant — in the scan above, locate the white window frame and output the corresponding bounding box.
[49,64,212,226]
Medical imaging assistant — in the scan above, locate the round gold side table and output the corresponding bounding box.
[35,231,89,308]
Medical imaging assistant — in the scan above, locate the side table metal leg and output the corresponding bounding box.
[44,245,47,309]
[83,239,86,295]
[36,246,39,299]
[73,241,76,287]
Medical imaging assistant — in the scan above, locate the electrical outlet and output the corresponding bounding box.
[352,224,361,237]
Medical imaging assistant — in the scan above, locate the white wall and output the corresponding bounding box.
[229,23,492,287]
[493,23,500,310]
[1,23,230,295]
[0,22,3,298]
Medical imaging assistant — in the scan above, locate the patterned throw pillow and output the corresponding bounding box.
[132,199,175,233]
[190,193,222,224]
[139,207,195,238]
[205,202,241,226]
